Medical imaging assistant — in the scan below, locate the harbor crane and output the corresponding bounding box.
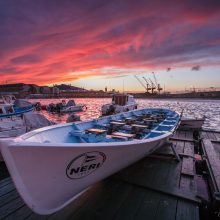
[148,78,156,93]
[134,75,148,91]
[142,77,152,92]
[152,72,163,94]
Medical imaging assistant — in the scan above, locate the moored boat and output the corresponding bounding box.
[0,103,34,138]
[0,108,180,215]
[101,93,137,115]
[0,95,16,104]
[46,100,85,113]
[180,117,205,130]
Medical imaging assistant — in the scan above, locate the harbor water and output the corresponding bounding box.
[31,98,220,131]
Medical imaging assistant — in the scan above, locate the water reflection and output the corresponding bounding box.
[30,98,220,131]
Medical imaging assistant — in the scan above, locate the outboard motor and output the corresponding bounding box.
[66,114,81,123]
[34,102,42,111]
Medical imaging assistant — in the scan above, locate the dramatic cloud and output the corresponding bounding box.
[0,0,220,85]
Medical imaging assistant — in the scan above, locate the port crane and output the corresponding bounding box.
[152,72,163,94]
[134,75,148,91]
[148,78,157,93]
[142,77,152,92]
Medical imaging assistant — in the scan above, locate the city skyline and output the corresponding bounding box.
[0,0,220,92]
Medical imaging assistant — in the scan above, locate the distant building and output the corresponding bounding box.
[52,86,60,94]
[39,86,51,94]
[54,84,87,92]
[0,83,38,98]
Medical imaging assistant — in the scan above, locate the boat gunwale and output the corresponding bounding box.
[10,107,180,147]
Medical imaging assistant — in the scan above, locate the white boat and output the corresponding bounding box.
[0,104,27,138]
[47,100,85,113]
[101,93,137,115]
[0,105,55,161]
[0,108,180,215]
[180,117,205,130]
[0,95,16,104]
[60,104,85,113]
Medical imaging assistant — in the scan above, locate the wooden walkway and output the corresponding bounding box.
[0,129,216,220]
[200,130,220,219]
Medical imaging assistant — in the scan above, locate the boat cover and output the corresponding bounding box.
[66,100,76,107]
[23,112,55,132]
[14,99,33,108]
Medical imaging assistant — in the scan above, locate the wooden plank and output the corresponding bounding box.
[111,132,135,138]
[181,157,194,176]
[108,135,128,141]
[0,182,15,197]
[113,187,146,220]
[176,200,200,220]
[207,132,217,140]
[201,131,209,139]
[0,177,11,188]
[0,189,19,207]
[86,128,107,134]
[26,213,48,220]
[88,183,132,220]
[110,121,125,126]
[175,141,185,154]
[180,175,196,193]
[66,180,121,219]
[185,130,193,139]
[184,141,194,157]
[153,196,177,220]
[131,124,149,129]
[114,167,200,203]
[0,197,25,219]
[178,130,187,139]
[134,190,161,220]
[4,205,33,220]
[69,180,132,220]
[170,137,194,142]
[214,132,220,140]
[202,139,220,192]
[163,142,184,188]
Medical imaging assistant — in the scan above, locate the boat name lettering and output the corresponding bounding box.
[66,151,106,179]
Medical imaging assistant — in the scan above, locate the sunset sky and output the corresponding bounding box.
[0,0,220,92]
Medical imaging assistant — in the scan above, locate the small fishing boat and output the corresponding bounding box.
[0,110,55,160]
[0,104,26,138]
[180,117,205,130]
[0,108,180,215]
[0,95,16,104]
[0,103,34,118]
[0,103,34,138]
[46,100,85,113]
[101,93,137,115]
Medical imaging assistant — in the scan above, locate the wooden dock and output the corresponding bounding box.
[0,129,219,220]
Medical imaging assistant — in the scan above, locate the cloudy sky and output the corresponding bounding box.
[0,0,220,91]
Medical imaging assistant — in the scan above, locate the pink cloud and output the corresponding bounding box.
[0,0,220,85]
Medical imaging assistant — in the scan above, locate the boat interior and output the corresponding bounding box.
[23,109,180,144]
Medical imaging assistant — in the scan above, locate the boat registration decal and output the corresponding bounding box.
[66,151,106,179]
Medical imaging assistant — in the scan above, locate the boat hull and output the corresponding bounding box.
[60,105,85,113]
[102,104,137,115]
[180,118,205,130]
[1,135,169,215]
